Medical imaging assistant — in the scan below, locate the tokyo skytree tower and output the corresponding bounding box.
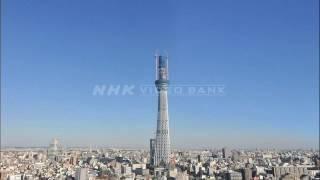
[154,53,171,167]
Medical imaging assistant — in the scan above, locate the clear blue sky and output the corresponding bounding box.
[2,0,319,149]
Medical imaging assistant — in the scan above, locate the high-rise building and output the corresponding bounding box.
[154,54,171,167]
[47,138,61,161]
[232,151,240,161]
[197,155,202,163]
[150,138,155,165]
[222,147,231,159]
[75,168,89,180]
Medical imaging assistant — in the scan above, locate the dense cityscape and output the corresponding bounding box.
[0,140,319,180]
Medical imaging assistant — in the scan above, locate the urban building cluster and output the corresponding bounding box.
[0,140,319,180]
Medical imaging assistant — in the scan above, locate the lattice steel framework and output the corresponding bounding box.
[154,54,170,167]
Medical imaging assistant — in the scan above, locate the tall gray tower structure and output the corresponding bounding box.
[154,54,171,167]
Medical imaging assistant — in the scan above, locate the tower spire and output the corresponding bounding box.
[153,53,171,167]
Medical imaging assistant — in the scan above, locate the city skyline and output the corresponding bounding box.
[1,0,319,149]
